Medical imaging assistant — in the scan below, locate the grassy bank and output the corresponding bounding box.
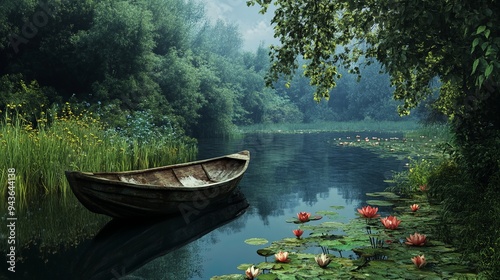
[0,104,197,202]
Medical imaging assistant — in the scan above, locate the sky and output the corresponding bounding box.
[200,0,279,52]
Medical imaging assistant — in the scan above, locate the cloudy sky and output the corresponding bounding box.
[200,0,279,52]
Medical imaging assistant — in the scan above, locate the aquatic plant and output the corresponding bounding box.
[357,205,380,219]
[410,204,420,212]
[405,232,427,246]
[244,265,260,279]
[293,229,304,239]
[380,215,402,230]
[411,255,427,268]
[274,251,290,263]
[314,253,331,268]
[297,212,311,222]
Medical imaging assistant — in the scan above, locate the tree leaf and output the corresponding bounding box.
[471,59,480,75]
[485,64,494,78]
[476,25,486,34]
[471,38,480,53]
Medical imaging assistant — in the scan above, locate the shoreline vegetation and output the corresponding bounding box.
[0,103,197,203]
[238,120,421,134]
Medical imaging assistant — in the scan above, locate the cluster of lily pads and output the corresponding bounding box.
[212,188,478,280]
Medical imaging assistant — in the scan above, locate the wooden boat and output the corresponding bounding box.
[65,150,250,218]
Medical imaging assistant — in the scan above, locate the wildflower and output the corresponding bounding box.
[293,229,304,238]
[405,232,427,246]
[297,212,311,222]
[380,216,402,230]
[315,253,331,268]
[274,251,290,263]
[411,255,426,268]
[245,265,260,279]
[410,204,420,212]
[357,205,380,219]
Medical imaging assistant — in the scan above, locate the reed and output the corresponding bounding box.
[0,103,197,202]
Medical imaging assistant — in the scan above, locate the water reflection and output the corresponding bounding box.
[72,191,248,280]
[198,132,406,224]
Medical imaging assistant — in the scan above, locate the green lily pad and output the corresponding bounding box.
[244,238,269,245]
[236,263,257,271]
[257,248,275,257]
[366,192,400,199]
[366,199,394,206]
[286,215,323,224]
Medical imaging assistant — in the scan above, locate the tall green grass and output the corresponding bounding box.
[0,104,197,202]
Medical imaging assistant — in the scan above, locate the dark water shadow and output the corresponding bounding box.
[71,190,249,280]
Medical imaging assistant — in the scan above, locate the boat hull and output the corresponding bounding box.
[65,150,250,218]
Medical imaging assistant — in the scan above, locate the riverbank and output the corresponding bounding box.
[238,120,421,134]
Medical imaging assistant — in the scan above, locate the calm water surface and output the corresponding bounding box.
[3,132,406,280]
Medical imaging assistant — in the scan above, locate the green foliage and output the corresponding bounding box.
[0,74,50,122]
[426,160,500,279]
[248,0,500,116]
[0,104,197,200]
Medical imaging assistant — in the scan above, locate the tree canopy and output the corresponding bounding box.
[247,0,499,116]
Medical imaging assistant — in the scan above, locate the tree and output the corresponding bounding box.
[247,0,500,179]
[247,0,498,111]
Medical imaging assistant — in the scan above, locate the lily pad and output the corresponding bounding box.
[236,263,257,271]
[365,199,394,206]
[366,192,400,199]
[257,248,275,257]
[286,215,323,224]
[244,238,269,245]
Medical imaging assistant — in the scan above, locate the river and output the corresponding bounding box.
[2,131,405,280]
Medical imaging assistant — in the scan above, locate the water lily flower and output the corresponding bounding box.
[297,212,311,222]
[419,184,428,192]
[293,229,304,238]
[245,265,260,279]
[405,232,427,246]
[411,255,426,268]
[315,253,331,268]
[410,204,420,212]
[357,205,380,219]
[380,215,402,230]
[275,251,290,263]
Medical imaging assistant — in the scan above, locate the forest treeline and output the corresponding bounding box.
[0,0,431,138]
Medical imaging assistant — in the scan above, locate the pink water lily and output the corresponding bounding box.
[357,205,380,219]
[411,255,427,268]
[297,212,311,222]
[410,204,420,212]
[274,251,290,263]
[293,229,304,238]
[245,265,260,279]
[405,232,427,246]
[380,216,402,230]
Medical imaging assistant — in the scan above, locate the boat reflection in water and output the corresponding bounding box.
[72,190,249,280]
